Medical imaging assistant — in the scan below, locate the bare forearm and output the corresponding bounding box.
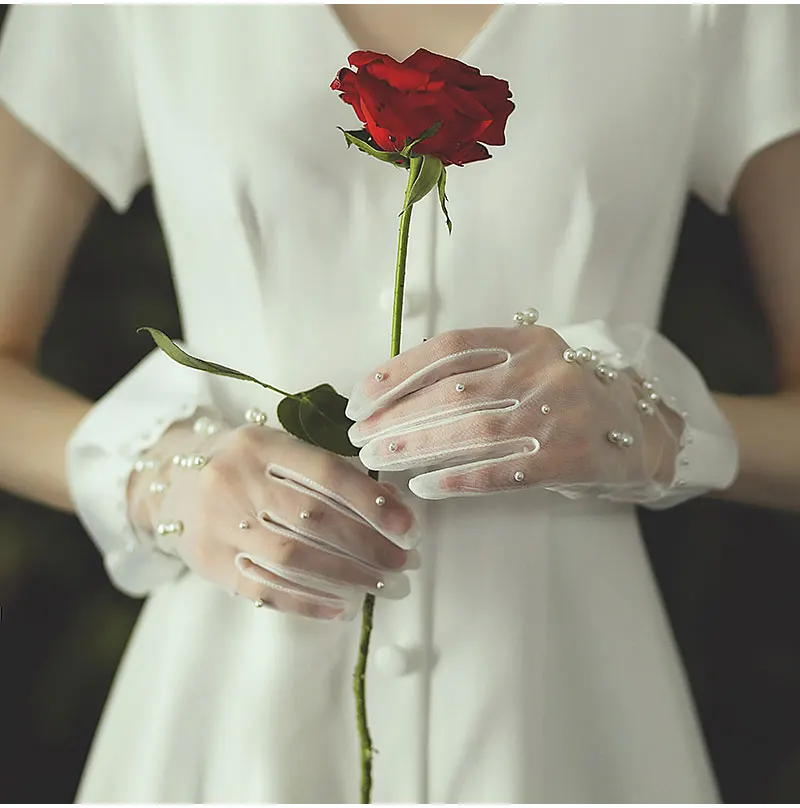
[0,355,91,512]
[713,391,800,512]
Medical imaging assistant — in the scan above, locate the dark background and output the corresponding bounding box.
[2,6,800,804]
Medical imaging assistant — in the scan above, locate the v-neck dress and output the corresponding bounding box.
[1,5,798,803]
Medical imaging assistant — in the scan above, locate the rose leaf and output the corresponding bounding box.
[138,327,271,386]
[338,128,409,167]
[437,167,453,234]
[297,384,359,457]
[402,155,444,212]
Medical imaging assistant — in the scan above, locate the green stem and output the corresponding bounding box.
[256,380,302,401]
[354,161,418,804]
[390,161,418,357]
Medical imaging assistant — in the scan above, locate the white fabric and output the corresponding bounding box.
[65,348,213,596]
[1,4,799,803]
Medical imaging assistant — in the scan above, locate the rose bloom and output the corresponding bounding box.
[331,48,514,166]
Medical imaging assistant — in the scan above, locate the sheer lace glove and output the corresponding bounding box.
[127,412,420,620]
[346,317,739,508]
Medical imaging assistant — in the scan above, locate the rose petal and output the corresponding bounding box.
[449,141,491,166]
[348,50,388,68]
[367,60,432,92]
[477,99,515,145]
[404,48,481,81]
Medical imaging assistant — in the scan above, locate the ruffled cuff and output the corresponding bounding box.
[66,347,216,596]
[554,319,740,509]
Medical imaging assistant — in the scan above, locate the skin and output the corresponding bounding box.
[0,8,798,518]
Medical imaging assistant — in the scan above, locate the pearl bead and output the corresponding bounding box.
[575,347,593,364]
[541,404,551,414]
[133,459,156,473]
[607,430,633,448]
[300,510,311,520]
[238,520,250,530]
[521,307,539,325]
[513,311,525,325]
[245,408,268,426]
[149,481,167,494]
[637,400,655,416]
[514,471,525,482]
[455,383,465,392]
[189,454,207,469]
[253,599,265,609]
[375,496,386,507]
[375,372,385,382]
[156,521,183,536]
[605,369,618,382]
[376,581,385,590]
[563,348,577,363]
[642,381,655,392]
[388,442,398,452]
[193,416,221,435]
[648,392,660,403]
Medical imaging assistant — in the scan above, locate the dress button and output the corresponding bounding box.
[380,288,428,319]
[374,644,412,677]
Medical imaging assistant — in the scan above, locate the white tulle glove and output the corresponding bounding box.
[127,410,419,620]
[346,315,738,508]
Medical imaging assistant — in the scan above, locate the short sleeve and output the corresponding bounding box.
[689,5,800,215]
[0,5,149,213]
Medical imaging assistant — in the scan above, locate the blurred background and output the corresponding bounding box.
[1,5,800,804]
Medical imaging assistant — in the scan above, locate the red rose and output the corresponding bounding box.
[331,48,514,167]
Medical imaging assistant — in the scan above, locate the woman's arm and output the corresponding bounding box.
[712,133,800,511]
[0,104,97,511]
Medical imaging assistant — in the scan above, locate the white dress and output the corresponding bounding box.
[1,5,799,803]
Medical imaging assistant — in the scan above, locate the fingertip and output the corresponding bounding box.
[408,474,446,500]
[345,383,374,421]
[402,548,422,571]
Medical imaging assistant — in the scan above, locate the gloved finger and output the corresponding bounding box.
[408,451,542,500]
[349,366,517,447]
[358,409,540,473]
[253,433,421,548]
[237,515,411,599]
[234,560,354,621]
[253,466,416,564]
[346,329,515,420]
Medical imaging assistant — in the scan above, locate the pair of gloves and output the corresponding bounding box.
[68,318,738,621]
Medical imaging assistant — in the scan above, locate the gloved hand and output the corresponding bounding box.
[345,315,738,506]
[127,410,419,620]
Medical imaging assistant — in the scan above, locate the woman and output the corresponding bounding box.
[0,4,799,803]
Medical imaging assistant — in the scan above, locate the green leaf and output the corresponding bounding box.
[300,384,359,457]
[402,120,444,156]
[338,128,409,167]
[437,166,453,235]
[276,396,312,444]
[139,327,269,386]
[402,155,444,213]
[280,384,358,457]
[141,328,357,456]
